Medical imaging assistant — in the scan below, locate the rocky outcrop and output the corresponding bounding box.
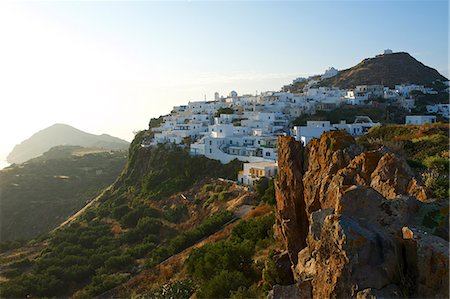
[272,131,449,298]
[275,137,308,266]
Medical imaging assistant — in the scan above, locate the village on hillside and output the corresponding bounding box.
[143,50,450,187]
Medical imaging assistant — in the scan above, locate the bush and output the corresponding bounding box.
[231,214,274,243]
[423,155,449,172]
[164,205,188,223]
[104,254,134,272]
[202,184,214,193]
[198,270,251,299]
[146,211,234,268]
[230,284,263,299]
[112,204,131,219]
[127,242,156,258]
[83,273,128,297]
[255,177,269,197]
[218,191,232,201]
[186,239,255,281]
[121,210,142,228]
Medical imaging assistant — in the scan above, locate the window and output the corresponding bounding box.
[220,129,223,133]
[209,140,212,145]
[266,152,271,156]
[209,149,212,153]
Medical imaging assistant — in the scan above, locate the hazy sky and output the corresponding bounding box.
[0,0,448,157]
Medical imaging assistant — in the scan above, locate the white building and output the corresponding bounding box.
[321,67,339,80]
[395,84,437,96]
[405,115,437,125]
[345,90,368,105]
[238,161,278,186]
[355,85,384,99]
[293,116,380,145]
[426,104,449,118]
[293,121,335,145]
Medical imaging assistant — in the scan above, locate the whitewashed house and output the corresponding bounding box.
[321,67,339,80]
[293,121,335,145]
[345,90,368,105]
[426,104,449,118]
[238,161,278,186]
[405,115,437,125]
[395,84,437,96]
[293,116,380,145]
[355,85,384,99]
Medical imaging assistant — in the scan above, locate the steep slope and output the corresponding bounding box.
[7,124,129,164]
[320,52,447,89]
[271,131,449,298]
[0,146,127,242]
[0,130,247,298]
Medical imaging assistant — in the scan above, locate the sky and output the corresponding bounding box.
[0,0,448,162]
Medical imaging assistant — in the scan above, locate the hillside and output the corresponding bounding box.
[0,146,127,242]
[0,131,254,298]
[286,52,448,92]
[0,126,447,298]
[7,124,129,164]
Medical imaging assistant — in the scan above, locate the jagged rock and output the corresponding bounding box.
[267,281,312,299]
[273,131,448,298]
[309,208,333,241]
[402,227,449,298]
[295,247,316,282]
[355,284,402,299]
[369,153,427,200]
[275,137,308,265]
[302,131,360,216]
[272,251,295,285]
[402,226,414,239]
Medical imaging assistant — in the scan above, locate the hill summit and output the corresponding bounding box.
[7,124,129,164]
[320,51,447,89]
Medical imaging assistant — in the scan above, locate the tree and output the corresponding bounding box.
[214,107,234,117]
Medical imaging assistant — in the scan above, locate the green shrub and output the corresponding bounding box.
[198,270,251,299]
[218,191,232,201]
[202,184,214,193]
[230,284,263,299]
[164,205,188,223]
[83,273,128,297]
[186,239,255,281]
[423,155,449,172]
[146,211,234,268]
[104,254,134,272]
[231,214,274,243]
[112,204,131,220]
[120,210,143,228]
[255,177,269,197]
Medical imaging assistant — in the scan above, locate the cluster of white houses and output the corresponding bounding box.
[145,56,448,186]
